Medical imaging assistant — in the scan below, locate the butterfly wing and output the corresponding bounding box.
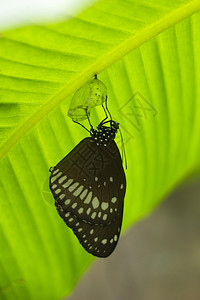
[49,137,126,257]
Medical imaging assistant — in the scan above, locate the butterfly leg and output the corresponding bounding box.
[86,109,93,130]
[105,96,112,120]
[73,119,90,132]
[99,101,108,125]
[99,96,112,127]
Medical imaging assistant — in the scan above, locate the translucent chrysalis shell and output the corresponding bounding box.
[68,76,107,121]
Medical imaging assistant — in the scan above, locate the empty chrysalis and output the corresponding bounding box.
[68,75,107,121]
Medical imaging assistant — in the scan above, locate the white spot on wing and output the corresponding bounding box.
[103,214,107,220]
[101,202,108,210]
[87,208,91,215]
[91,212,97,219]
[78,207,83,214]
[63,179,73,188]
[73,185,84,197]
[111,197,117,203]
[101,239,107,244]
[120,184,124,189]
[109,177,113,182]
[58,175,67,184]
[59,194,65,200]
[64,199,71,205]
[84,191,92,204]
[68,182,79,192]
[80,189,88,200]
[55,189,61,194]
[52,168,59,175]
[92,197,99,209]
[72,202,77,209]
[51,171,62,183]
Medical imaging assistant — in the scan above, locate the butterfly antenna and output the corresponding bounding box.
[105,95,112,120]
[73,120,90,133]
[119,128,127,169]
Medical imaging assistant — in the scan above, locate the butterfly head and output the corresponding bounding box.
[90,120,119,146]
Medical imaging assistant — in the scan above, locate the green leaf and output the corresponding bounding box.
[1,0,200,299]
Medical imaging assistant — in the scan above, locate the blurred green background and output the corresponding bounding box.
[1,0,200,299]
[68,176,200,300]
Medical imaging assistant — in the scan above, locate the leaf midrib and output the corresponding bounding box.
[0,0,200,159]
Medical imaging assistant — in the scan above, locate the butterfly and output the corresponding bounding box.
[49,90,126,257]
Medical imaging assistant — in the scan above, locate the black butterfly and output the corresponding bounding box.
[49,116,126,257]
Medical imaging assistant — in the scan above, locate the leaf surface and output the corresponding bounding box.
[0,0,200,299]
